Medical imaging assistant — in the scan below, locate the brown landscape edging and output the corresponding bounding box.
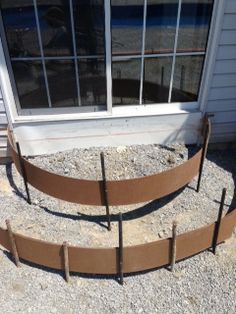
[0,205,235,277]
[7,117,210,206]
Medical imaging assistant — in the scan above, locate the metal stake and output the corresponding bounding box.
[197,117,211,192]
[170,221,177,272]
[100,152,111,231]
[161,66,164,86]
[5,219,20,267]
[16,142,31,204]
[118,212,124,285]
[63,241,70,283]
[212,188,226,254]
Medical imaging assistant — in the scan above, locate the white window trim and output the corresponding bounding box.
[0,0,225,125]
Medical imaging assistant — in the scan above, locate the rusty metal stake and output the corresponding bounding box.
[212,188,226,255]
[16,142,31,204]
[118,212,124,285]
[5,219,20,267]
[170,221,177,272]
[100,152,111,231]
[197,118,211,192]
[63,241,70,283]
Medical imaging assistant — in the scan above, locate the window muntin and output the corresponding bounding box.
[0,0,214,113]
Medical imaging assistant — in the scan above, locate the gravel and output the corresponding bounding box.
[0,143,235,314]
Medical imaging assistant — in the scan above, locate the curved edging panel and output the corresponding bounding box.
[0,209,235,275]
[7,123,209,206]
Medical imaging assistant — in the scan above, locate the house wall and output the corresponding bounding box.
[206,0,236,142]
[0,1,235,157]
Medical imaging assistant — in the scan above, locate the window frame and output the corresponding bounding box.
[0,0,224,123]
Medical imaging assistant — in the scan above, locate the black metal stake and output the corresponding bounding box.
[16,142,31,204]
[212,188,226,255]
[197,118,210,192]
[161,66,164,87]
[170,221,177,272]
[180,65,185,91]
[118,212,124,285]
[100,152,111,231]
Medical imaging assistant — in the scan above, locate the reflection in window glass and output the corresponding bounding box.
[78,59,106,107]
[1,0,40,57]
[143,57,172,103]
[37,0,74,57]
[73,0,105,56]
[111,0,144,56]
[12,61,48,108]
[145,0,178,54]
[171,56,204,102]
[177,0,214,52]
[112,59,141,105]
[46,60,78,107]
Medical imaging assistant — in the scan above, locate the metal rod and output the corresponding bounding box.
[63,241,70,283]
[180,65,185,91]
[161,66,164,87]
[5,219,20,267]
[100,152,111,231]
[212,188,226,255]
[197,117,211,192]
[16,142,31,204]
[170,221,177,271]
[118,212,124,285]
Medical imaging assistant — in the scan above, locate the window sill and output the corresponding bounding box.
[13,102,199,124]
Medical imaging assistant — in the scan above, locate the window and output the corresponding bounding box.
[0,0,214,114]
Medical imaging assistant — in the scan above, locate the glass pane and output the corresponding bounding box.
[177,0,214,53]
[78,59,106,107]
[73,0,105,56]
[112,59,141,105]
[12,61,48,108]
[37,0,74,57]
[1,0,40,58]
[143,57,172,103]
[46,60,78,107]
[145,0,178,54]
[111,0,144,56]
[171,56,204,102]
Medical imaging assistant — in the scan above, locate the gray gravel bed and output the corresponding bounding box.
[0,143,235,314]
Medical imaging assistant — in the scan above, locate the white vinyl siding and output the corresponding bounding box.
[206,0,236,142]
[0,87,8,158]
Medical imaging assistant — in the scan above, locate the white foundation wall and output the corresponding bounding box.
[13,112,201,156]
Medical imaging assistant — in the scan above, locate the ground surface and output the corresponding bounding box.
[0,143,235,314]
